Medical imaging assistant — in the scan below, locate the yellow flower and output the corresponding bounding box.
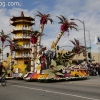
[51,41,55,49]
[38,74,48,79]
[36,65,41,71]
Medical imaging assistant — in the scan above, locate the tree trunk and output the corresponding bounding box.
[1,42,4,62]
[0,48,1,62]
[37,24,44,54]
[54,31,64,47]
[30,44,36,72]
[10,51,12,70]
[51,31,64,51]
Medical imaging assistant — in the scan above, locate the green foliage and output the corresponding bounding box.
[56,50,65,65]
[56,50,75,66]
[25,63,31,72]
[43,60,64,79]
[72,60,79,65]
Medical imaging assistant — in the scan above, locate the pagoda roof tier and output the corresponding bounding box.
[12,36,30,40]
[12,54,31,59]
[10,16,34,21]
[10,21,34,26]
[11,29,32,34]
[15,47,31,51]
[13,57,31,60]
[10,11,34,21]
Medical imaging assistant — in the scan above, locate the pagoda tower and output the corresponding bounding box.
[10,11,35,72]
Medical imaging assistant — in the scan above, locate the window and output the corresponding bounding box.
[24,52,28,56]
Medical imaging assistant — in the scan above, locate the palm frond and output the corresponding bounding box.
[69,26,78,31]
[81,46,86,48]
[4,45,10,49]
[69,22,78,26]
[0,30,4,35]
[14,40,21,44]
[47,18,53,24]
[35,15,42,17]
[70,40,76,46]
[60,15,67,21]
[46,14,51,17]
[36,10,43,16]
[6,39,12,44]
[74,38,79,45]
[5,35,10,38]
[56,16,63,22]
[58,22,63,24]
[32,30,40,35]
[31,30,41,37]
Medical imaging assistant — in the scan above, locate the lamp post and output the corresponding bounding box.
[70,18,87,61]
[87,30,92,61]
[98,45,100,63]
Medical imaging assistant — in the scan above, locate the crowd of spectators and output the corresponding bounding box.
[85,62,100,76]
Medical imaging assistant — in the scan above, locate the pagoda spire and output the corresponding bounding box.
[21,11,24,17]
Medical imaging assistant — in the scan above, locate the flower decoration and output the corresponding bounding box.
[36,10,53,25]
[57,15,78,33]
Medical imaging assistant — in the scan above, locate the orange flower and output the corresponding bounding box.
[32,73,40,79]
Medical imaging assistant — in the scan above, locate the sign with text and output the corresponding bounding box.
[95,36,100,44]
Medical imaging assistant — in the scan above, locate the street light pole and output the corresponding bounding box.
[88,31,92,61]
[98,45,100,63]
[70,18,87,61]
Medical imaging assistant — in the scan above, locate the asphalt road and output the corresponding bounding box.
[0,76,100,100]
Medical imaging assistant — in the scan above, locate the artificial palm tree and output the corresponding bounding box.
[0,30,11,61]
[30,30,43,72]
[51,15,78,50]
[70,38,86,54]
[5,39,23,69]
[54,38,85,67]
[35,10,53,54]
[0,48,1,62]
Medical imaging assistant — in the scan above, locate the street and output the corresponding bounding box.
[0,76,100,100]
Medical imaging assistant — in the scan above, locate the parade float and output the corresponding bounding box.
[0,11,88,82]
[22,11,88,82]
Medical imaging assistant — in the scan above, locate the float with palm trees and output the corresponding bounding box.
[23,11,88,82]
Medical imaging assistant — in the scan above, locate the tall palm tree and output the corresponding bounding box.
[51,15,78,50]
[35,10,53,54]
[5,39,23,69]
[30,30,43,72]
[0,48,1,62]
[0,30,11,61]
[70,38,86,54]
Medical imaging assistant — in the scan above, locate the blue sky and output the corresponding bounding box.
[0,0,100,59]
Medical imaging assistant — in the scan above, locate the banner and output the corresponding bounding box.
[95,36,100,44]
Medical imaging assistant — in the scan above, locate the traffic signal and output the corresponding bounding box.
[57,45,59,50]
[88,52,91,58]
[7,53,9,57]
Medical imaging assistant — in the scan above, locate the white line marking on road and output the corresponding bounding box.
[12,85,99,100]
